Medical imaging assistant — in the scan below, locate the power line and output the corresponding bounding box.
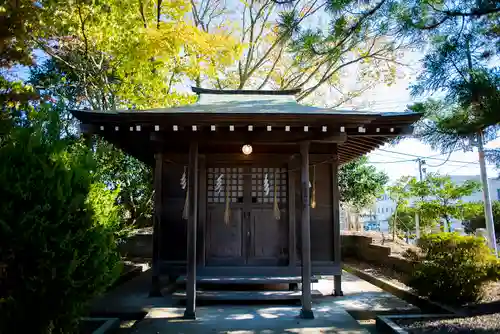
[423,150,454,167]
[442,162,475,175]
[368,158,417,164]
[376,148,478,164]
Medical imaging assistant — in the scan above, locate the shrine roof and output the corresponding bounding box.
[70,87,422,165]
[71,86,418,118]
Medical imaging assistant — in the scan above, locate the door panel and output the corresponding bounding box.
[205,164,289,266]
[205,167,245,265]
[248,208,288,265]
[247,167,289,265]
[206,207,244,265]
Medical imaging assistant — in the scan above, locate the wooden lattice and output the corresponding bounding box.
[207,167,244,203]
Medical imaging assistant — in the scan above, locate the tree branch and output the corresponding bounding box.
[77,5,89,57]
[138,0,147,28]
[257,44,284,89]
[157,0,162,29]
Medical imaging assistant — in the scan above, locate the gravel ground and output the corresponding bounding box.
[344,258,412,291]
[395,314,500,333]
[481,281,500,303]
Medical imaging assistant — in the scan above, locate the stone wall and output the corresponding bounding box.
[341,234,416,275]
[119,230,416,275]
[119,231,152,259]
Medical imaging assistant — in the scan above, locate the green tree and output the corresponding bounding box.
[392,0,499,47]
[0,95,122,333]
[462,201,500,242]
[399,0,500,166]
[24,0,242,230]
[388,205,416,239]
[32,0,240,110]
[387,176,411,238]
[338,156,389,210]
[389,173,481,233]
[417,174,481,231]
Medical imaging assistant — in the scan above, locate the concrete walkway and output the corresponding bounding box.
[98,270,419,333]
[132,305,369,333]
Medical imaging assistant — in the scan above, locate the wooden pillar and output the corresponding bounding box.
[300,142,314,319]
[288,159,297,268]
[288,159,298,291]
[198,156,207,267]
[332,152,343,296]
[149,152,163,297]
[184,141,199,319]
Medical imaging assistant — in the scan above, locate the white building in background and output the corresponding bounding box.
[366,175,500,233]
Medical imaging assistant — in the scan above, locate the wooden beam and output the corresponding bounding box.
[192,86,302,95]
[336,146,362,160]
[152,129,347,145]
[338,144,369,156]
[355,136,388,146]
[150,153,163,296]
[331,152,343,296]
[344,139,378,151]
[288,158,297,270]
[300,141,314,319]
[79,123,96,134]
[184,141,199,319]
[198,156,207,268]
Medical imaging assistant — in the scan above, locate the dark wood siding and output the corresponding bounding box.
[206,207,244,265]
[294,163,333,262]
[160,159,188,261]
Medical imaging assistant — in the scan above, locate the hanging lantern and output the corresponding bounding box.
[242,144,252,155]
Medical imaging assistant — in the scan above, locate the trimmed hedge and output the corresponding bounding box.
[0,127,121,333]
[404,233,500,306]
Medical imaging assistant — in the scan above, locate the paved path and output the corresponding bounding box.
[131,305,369,333]
[108,271,419,333]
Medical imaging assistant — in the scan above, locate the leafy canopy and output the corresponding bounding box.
[339,156,389,209]
[388,173,481,232]
[36,0,241,109]
[462,201,500,241]
[190,0,408,105]
[398,0,500,165]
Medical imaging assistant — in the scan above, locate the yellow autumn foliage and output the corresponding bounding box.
[41,0,241,109]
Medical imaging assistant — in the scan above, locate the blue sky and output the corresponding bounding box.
[333,50,500,182]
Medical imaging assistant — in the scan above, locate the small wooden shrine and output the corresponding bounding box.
[72,87,421,319]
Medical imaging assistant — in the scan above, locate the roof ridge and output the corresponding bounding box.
[191,86,301,96]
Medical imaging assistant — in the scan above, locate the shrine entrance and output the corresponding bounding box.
[205,165,289,266]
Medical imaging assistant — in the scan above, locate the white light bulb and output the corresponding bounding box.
[242,144,252,155]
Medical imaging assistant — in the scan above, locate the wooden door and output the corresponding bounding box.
[246,167,289,266]
[206,167,245,265]
[205,165,289,266]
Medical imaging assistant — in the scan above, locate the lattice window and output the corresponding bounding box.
[251,167,287,204]
[207,167,244,204]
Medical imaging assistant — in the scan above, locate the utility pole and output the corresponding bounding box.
[415,158,425,239]
[477,130,498,255]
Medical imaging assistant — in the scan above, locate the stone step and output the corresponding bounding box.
[172,289,323,301]
[176,275,319,285]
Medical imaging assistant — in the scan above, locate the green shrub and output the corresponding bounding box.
[406,232,500,306]
[0,127,122,333]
